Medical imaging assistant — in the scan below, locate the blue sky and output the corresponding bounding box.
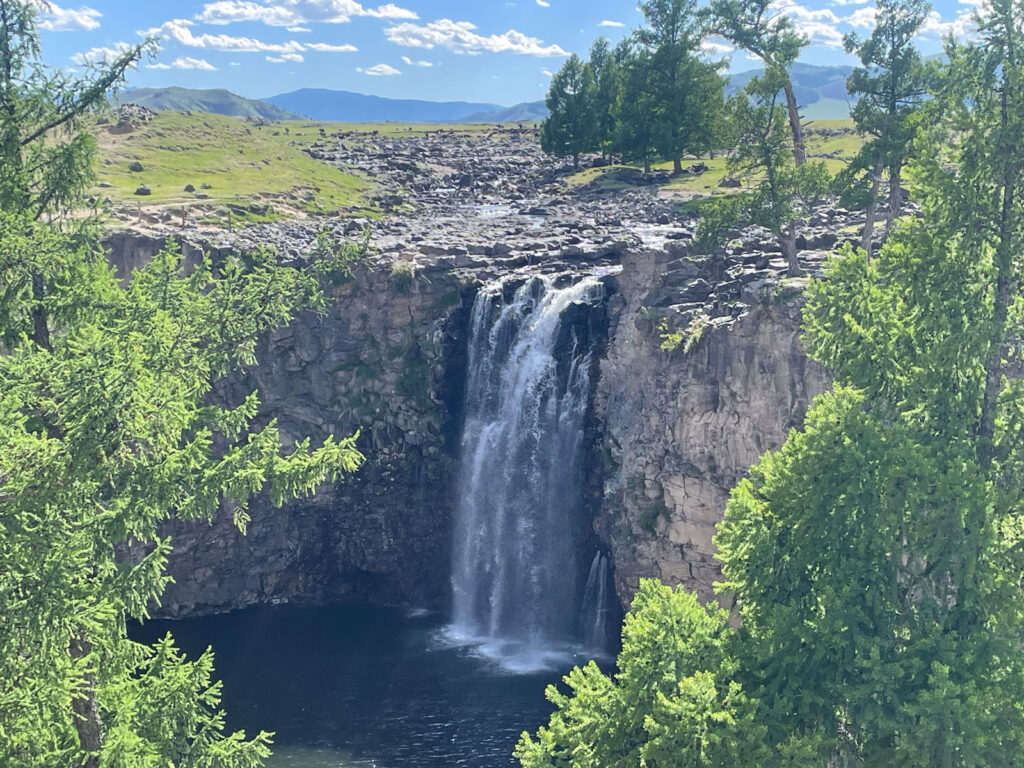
[36,0,977,105]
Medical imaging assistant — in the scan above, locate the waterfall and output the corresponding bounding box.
[448,274,606,669]
[580,552,610,649]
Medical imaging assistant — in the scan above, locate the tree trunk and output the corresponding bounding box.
[30,270,50,350]
[861,151,885,258]
[673,157,683,175]
[573,153,579,170]
[782,226,802,276]
[979,77,1018,473]
[783,83,807,167]
[644,155,651,175]
[887,162,903,231]
[70,635,104,768]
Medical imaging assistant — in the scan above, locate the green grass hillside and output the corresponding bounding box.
[122,87,301,121]
[95,111,374,220]
[564,118,865,197]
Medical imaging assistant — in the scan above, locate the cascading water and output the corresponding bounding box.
[580,552,610,649]
[448,273,609,670]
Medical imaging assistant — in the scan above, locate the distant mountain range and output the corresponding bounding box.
[460,100,549,124]
[121,87,301,121]
[124,64,856,126]
[726,63,854,121]
[263,89,504,123]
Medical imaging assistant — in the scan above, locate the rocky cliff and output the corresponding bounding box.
[596,248,829,606]
[148,252,472,617]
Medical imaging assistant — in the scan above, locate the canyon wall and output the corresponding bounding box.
[120,240,474,617]
[595,249,829,606]
[108,233,830,617]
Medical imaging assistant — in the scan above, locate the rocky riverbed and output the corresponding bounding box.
[109,126,873,336]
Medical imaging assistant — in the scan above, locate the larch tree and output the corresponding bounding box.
[706,0,809,166]
[612,40,661,174]
[719,71,830,276]
[843,0,933,256]
[0,3,365,767]
[520,0,1024,764]
[515,580,763,768]
[635,0,726,174]
[587,37,619,160]
[716,0,1024,761]
[540,53,596,169]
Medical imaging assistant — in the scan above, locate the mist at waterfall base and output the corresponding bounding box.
[446,274,613,673]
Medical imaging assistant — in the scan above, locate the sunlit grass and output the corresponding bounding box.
[95,111,373,217]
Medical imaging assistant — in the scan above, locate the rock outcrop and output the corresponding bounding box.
[153,256,473,617]
[596,249,829,605]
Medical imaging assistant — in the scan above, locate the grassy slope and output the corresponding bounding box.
[96,112,378,219]
[565,119,864,197]
[94,113,507,225]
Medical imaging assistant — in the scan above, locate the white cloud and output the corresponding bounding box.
[771,0,845,48]
[71,42,132,65]
[598,20,624,27]
[401,55,433,66]
[536,0,550,6]
[307,42,358,51]
[287,25,312,31]
[197,0,417,27]
[365,3,418,19]
[845,6,876,27]
[701,37,733,55]
[267,52,305,62]
[35,1,102,30]
[919,8,975,37]
[385,18,568,56]
[358,63,402,75]
[147,56,218,70]
[541,68,553,76]
[144,18,305,53]
[831,0,869,5]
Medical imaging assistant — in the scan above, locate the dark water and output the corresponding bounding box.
[133,604,594,768]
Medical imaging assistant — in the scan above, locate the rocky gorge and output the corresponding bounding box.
[107,126,858,619]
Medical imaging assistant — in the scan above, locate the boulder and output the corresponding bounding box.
[718,176,741,188]
[128,161,144,172]
[134,185,151,196]
[184,184,196,193]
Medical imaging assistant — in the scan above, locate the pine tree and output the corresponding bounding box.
[0,4,365,766]
[540,54,596,169]
[706,0,809,166]
[843,0,932,256]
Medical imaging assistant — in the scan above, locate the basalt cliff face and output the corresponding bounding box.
[596,249,829,606]
[113,241,475,617]
[110,128,858,618]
